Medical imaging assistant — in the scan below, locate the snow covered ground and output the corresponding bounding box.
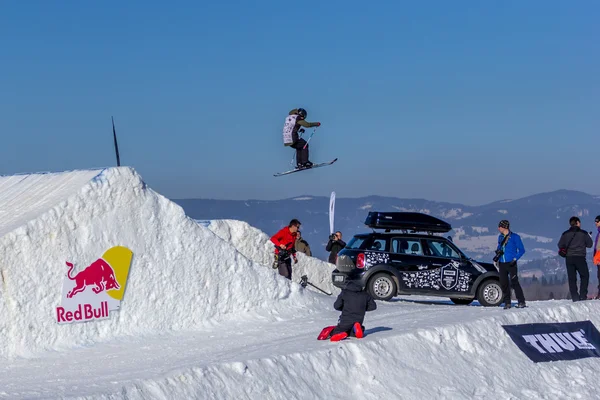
[1,167,600,399]
[205,219,338,296]
[4,299,600,399]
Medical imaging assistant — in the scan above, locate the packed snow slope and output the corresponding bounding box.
[3,299,600,399]
[0,167,329,359]
[205,219,339,296]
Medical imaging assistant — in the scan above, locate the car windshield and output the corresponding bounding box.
[345,236,367,250]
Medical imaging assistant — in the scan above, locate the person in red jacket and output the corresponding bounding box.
[270,219,301,279]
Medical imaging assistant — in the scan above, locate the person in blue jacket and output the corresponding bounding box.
[495,219,526,309]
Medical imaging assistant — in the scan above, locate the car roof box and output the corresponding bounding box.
[364,212,452,233]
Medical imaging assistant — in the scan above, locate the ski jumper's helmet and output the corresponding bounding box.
[297,108,307,119]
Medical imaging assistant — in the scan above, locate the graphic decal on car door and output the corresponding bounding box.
[364,251,390,268]
[401,260,471,292]
[402,269,441,290]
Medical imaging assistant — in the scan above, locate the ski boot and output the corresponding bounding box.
[503,303,511,310]
[353,322,364,339]
[330,332,348,342]
[515,302,527,308]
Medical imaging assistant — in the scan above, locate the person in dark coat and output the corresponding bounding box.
[329,280,377,341]
[295,231,312,257]
[557,216,593,301]
[326,231,346,264]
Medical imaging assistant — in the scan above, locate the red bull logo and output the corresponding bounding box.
[56,302,110,323]
[65,259,120,298]
[56,246,133,324]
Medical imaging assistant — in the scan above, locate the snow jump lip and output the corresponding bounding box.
[0,168,108,238]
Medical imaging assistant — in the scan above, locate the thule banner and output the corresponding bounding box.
[502,321,600,363]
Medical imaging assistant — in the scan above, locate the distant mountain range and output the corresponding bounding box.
[173,189,600,273]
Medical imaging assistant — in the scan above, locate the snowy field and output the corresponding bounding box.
[1,167,600,399]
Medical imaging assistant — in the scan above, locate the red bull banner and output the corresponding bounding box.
[55,246,133,324]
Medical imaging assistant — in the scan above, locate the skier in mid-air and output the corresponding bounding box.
[282,108,321,169]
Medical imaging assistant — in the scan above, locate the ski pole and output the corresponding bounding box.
[302,127,317,149]
[307,281,332,296]
[300,275,332,296]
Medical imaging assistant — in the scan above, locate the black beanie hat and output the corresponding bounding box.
[499,220,510,229]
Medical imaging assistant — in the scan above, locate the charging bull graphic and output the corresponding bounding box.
[56,246,133,324]
[66,259,120,298]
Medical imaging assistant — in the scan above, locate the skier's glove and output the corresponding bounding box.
[315,122,321,127]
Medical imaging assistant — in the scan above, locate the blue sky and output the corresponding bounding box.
[0,0,598,205]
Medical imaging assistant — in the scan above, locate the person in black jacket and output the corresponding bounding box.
[557,216,593,301]
[328,281,377,341]
[326,231,346,264]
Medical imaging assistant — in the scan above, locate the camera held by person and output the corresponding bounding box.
[326,231,346,264]
[493,249,504,263]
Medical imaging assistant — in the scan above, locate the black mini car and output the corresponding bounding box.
[332,212,503,307]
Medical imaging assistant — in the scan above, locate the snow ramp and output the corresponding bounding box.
[0,167,328,359]
[205,219,339,296]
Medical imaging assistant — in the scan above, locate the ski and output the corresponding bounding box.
[274,158,338,177]
[317,326,335,340]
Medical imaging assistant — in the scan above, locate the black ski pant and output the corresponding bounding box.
[499,261,525,304]
[277,258,292,280]
[291,139,309,165]
[565,256,589,301]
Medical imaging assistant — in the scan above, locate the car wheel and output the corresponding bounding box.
[450,298,473,305]
[476,279,503,307]
[368,273,397,301]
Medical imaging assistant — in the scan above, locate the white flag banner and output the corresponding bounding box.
[329,191,336,234]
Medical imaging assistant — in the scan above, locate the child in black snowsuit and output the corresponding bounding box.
[320,280,377,341]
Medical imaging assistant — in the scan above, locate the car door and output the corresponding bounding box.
[422,238,475,294]
[389,237,436,292]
